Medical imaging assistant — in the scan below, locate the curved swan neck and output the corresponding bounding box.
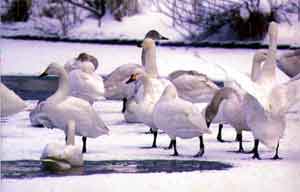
[142,39,159,78]
[251,51,267,81]
[66,120,75,146]
[206,87,237,119]
[47,68,69,103]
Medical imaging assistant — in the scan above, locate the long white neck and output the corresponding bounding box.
[141,76,154,97]
[66,120,76,146]
[47,68,69,104]
[143,45,159,78]
[258,22,278,85]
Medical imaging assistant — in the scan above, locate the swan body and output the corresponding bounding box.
[29,101,53,128]
[69,61,104,104]
[153,84,211,156]
[0,83,27,117]
[39,63,109,153]
[277,49,300,77]
[41,120,83,171]
[168,70,219,103]
[103,64,143,100]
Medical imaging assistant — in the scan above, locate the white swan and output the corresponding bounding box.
[219,22,296,159]
[39,63,109,153]
[124,37,171,147]
[29,100,53,128]
[69,61,104,105]
[153,84,211,156]
[277,49,300,77]
[41,120,83,171]
[0,83,27,117]
[64,52,99,73]
[103,30,168,101]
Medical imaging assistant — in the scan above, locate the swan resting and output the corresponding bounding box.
[68,61,104,104]
[41,120,83,171]
[277,49,300,77]
[0,83,27,117]
[64,52,99,73]
[153,84,211,156]
[39,63,109,153]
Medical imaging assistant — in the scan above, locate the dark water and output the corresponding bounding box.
[1,160,232,179]
[1,76,224,101]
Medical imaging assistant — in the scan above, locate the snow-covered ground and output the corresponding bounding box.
[1,39,300,191]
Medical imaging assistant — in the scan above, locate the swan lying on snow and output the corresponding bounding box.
[41,120,83,171]
[103,30,168,101]
[69,61,104,104]
[0,83,27,117]
[39,63,109,153]
[277,49,300,77]
[64,52,99,73]
[153,84,211,156]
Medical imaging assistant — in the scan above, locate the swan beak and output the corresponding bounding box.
[137,41,143,48]
[160,35,169,40]
[126,74,137,84]
[39,69,48,78]
[206,119,211,128]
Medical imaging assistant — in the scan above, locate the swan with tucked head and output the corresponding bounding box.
[39,63,109,153]
[153,84,211,156]
[277,49,300,77]
[41,120,83,171]
[64,52,99,73]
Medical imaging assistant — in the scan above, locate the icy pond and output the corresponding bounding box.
[1,39,300,192]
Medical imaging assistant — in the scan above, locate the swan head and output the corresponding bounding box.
[253,50,268,64]
[145,30,169,40]
[126,71,145,84]
[40,63,65,77]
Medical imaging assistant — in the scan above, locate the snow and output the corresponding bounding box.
[1,39,300,192]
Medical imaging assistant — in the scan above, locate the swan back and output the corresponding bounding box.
[0,83,27,117]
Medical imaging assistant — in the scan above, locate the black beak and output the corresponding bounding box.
[160,35,169,40]
[39,71,48,78]
[206,119,211,128]
[126,77,136,84]
[137,41,143,48]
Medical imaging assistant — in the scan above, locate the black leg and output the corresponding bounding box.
[82,136,87,153]
[167,139,173,149]
[194,136,205,157]
[252,139,261,160]
[65,135,68,144]
[152,130,157,148]
[121,98,127,113]
[235,132,239,141]
[236,132,244,153]
[272,142,282,160]
[172,139,179,156]
[217,124,224,142]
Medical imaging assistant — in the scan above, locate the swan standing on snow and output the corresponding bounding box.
[167,70,227,142]
[0,83,27,117]
[39,63,109,153]
[103,30,168,102]
[277,49,300,77]
[124,37,171,147]
[41,120,83,171]
[153,84,211,156]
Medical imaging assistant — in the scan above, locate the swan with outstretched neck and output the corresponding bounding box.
[38,63,109,153]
